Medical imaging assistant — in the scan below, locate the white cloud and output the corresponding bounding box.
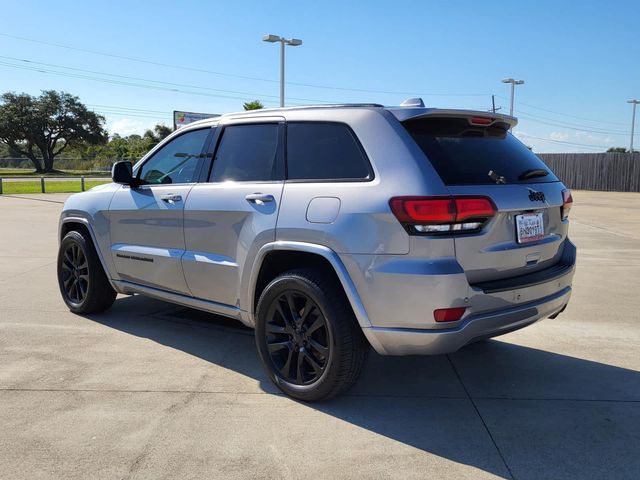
[574,131,613,145]
[106,117,158,137]
[550,131,569,141]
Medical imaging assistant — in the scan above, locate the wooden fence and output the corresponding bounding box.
[538,153,640,192]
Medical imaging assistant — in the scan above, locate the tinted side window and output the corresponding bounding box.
[138,128,210,184]
[209,124,280,182]
[286,122,373,181]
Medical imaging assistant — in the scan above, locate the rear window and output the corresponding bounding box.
[403,117,558,185]
[286,122,373,181]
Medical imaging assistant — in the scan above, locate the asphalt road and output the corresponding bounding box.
[0,191,638,479]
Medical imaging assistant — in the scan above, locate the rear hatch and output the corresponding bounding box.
[402,115,569,284]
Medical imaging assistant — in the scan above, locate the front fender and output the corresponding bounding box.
[58,185,120,287]
[59,215,120,290]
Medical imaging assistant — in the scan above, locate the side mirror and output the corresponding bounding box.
[112,161,134,185]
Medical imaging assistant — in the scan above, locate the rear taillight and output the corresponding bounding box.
[389,196,496,235]
[561,189,573,220]
[455,197,496,221]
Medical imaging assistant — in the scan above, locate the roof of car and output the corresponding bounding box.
[183,100,517,128]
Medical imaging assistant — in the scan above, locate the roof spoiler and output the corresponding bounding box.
[392,100,517,128]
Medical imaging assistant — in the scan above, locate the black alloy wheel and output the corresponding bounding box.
[60,242,89,304]
[255,269,369,401]
[57,230,116,314]
[264,291,331,385]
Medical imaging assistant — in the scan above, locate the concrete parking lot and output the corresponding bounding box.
[0,190,638,479]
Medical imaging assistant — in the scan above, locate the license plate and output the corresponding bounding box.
[515,213,544,243]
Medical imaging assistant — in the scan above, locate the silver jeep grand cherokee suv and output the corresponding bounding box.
[57,100,575,401]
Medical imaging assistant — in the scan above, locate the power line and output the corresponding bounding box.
[515,109,629,134]
[0,32,283,84]
[94,110,169,120]
[86,104,170,114]
[0,55,330,103]
[495,94,627,126]
[517,113,628,136]
[0,31,490,98]
[0,59,295,105]
[515,133,610,150]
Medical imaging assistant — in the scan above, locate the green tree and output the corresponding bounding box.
[243,100,264,111]
[0,142,11,158]
[143,124,173,149]
[607,147,628,153]
[0,90,107,172]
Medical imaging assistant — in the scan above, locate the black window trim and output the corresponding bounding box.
[203,121,285,184]
[284,121,375,183]
[133,126,216,187]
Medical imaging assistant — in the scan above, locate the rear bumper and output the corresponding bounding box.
[361,286,571,355]
[340,239,576,355]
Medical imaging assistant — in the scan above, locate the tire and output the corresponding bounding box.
[57,230,116,314]
[255,268,369,401]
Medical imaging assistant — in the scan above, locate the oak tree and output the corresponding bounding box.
[0,90,107,172]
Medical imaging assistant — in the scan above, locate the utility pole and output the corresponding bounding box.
[488,95,502,113]
[628,99,639,153]
[501,78,525,116]
[262,35,303,107]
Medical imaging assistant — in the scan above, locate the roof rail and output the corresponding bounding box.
[303,103,384,108]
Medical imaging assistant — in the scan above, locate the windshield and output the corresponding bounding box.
[403,117,559,185]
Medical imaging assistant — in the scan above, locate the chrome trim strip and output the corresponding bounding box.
[181,251,238,267]
[111,243,184,259]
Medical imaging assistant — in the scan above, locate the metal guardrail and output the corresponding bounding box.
[0,175,108,195]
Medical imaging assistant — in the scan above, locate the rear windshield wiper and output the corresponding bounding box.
[518,168,549,180]
[488,170,507,184]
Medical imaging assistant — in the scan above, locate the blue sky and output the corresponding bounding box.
[0,0,638,152]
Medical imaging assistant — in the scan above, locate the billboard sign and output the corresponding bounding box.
[173,111,220,129]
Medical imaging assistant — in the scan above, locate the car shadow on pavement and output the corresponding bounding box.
[87,296,640,480]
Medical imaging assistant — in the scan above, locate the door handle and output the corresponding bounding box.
[245,193,274,205]
[161,194,182,204]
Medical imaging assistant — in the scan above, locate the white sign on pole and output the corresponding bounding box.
[173,111,220,129]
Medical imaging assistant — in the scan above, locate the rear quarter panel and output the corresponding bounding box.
[275,108,450,254]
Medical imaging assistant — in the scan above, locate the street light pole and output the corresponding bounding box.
[279,40,285,108]
[263,34,303,108]
[501,78,525,116]
[628,99,639,153]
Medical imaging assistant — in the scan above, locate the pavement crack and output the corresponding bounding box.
[571,219,639,240]
[164,374,208,414]
[0,260,56,285]
[0,194,65,204]
[1,388,638,403]
[447,354,516,480]
[126,449,149,478]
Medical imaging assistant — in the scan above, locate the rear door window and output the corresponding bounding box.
[286,122,373,181]
[209,123,282,182]
[403,117,558,185]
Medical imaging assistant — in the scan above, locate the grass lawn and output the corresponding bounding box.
[1,179,111,194]
[0,168,110,177]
